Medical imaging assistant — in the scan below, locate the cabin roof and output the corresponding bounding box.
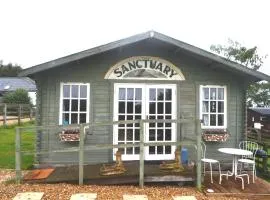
[19,30,270,82]
[249,107,270,116]
[0,77,36,92]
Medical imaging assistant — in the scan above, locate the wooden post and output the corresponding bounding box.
[30,107,33,121]
[18,105,22,125]
[15,127,22,184]
[139,120,145,188]
[3,104,7,126]
[79,124,84,185]
[196,119,202,190]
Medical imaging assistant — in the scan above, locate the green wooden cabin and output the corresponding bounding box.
[19,31,270,166]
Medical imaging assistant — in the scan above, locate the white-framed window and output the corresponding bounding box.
[200,85,227,129]
[59,82,90,125]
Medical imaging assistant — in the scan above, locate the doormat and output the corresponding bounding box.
[24,168,54,180]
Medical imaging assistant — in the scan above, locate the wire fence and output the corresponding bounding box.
[0,103,35,126]
[15,118,202,189]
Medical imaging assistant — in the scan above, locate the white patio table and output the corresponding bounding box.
[218,147,253,189]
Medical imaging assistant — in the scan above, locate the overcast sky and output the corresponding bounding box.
[1,0,270,76]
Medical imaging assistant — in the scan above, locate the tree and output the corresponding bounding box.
[2,89,31,105]
[0,60,22,76]
[210,39,269,107]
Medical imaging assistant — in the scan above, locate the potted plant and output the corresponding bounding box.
[59,128,80,142]
[202,129,230,142]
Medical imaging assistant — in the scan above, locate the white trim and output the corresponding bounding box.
[199,85,227,129]
[59,82,90,125]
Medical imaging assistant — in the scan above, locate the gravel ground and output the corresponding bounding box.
[0,170,246,200]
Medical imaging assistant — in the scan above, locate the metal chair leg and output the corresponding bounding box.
[210,163,213,183]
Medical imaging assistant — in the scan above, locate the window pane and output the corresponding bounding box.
[126,129,133,141]
[149,88,156,100]
[126,146,133,154]
[202,114,209,126]
[127,88,134,100]
[135,102,141,113]
[202,101,209,112]
[149,129,155,141]
[79,113,86,123]
[157,146,163,154]
[127,115,133,127]
[135,88,142,100]
[165,89,172,100]
[165,129,171,141]
[218,101,224,113]
[158,102,164,114]
[165,146,171,154]
[118,115,125,127]
[165,102,171,114]
[149,146,155,154]
[119,88,125,100]
[210,114,216,126]
[149,115,156,127]
[202,88,209,100]
[218,88,224,100]
[80,100,86,111]
[165,115,171,127]
[118,129,125,141]
[135,129,140,140]
[135,147,139,154]
[118,142,125,154]
[149,102,156,114]
[157,129,164,141]
[63,113,69,124]
[80,85,87,98]
[71,114,78,124]
[71,100,78,111]
[71,85,79,98]
[157,115,163,127]
[63,85,70,98]
[118,102,125,113]
[218,114,224,126]
[157,89,164,100]
[63,99,70,111]
[210,88,216,100]
[127,102,133,113]
[210,101,216,113]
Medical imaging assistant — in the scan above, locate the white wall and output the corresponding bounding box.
[28,91,36,106]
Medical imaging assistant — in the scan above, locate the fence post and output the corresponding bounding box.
[30,107,33,121]
[3,104,7,126]
[139,120,145,188]
[15,127,22,184]
[196,119,202,190]
[79,124,85,185]
[18,105,22,125]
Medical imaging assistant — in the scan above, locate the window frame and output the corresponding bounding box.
[199,85,227,129]
[59,82,90,125]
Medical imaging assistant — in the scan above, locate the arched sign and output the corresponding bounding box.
[104,56,185,80]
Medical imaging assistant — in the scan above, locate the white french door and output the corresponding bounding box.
[113,83,176,160]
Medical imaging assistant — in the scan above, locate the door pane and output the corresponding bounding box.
[157,89,164,100]
[165,89,172,100]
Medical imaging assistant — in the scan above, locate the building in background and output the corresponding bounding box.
[0,77,36,105]
[247,107,270,131]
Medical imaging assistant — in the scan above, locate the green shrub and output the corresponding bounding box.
[3,89,31,105]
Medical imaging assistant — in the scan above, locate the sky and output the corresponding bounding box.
[1,0,270,75]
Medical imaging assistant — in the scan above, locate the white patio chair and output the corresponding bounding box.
[238,141,259,183]
[200,141,222,183]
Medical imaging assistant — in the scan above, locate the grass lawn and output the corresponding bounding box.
[0,121,35,169]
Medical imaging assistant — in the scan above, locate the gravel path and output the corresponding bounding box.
[0,169,246,200]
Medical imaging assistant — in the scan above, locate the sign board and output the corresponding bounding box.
[105,56,185,80]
